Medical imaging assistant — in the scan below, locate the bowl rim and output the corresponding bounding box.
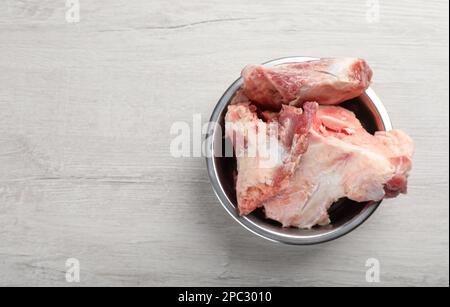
[205,56,392,245]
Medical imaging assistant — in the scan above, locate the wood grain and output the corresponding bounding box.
[0,0,448,286]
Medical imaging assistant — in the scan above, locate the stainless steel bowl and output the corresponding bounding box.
[206,56,392,245]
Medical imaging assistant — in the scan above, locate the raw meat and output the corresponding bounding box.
[262,106,414,228]
[242,58,373,110]
[225,101,318,215]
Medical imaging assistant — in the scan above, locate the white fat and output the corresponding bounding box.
[326,58,355,80]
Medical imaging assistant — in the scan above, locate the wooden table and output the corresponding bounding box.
[0,0,448,286]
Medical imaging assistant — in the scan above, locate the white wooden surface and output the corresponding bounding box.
[0,0,448,287]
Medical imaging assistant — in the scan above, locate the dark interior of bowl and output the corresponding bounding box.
[213,94,383,235]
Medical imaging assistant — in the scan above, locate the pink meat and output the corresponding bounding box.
[225,101,318,215]
[242,58,373,110]
[262,106,413,228]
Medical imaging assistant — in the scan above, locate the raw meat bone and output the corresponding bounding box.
[262,106,414,229]
[242,58,373,110]
[225,101,318,215]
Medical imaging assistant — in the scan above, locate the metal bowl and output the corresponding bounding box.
[205,56,392,245]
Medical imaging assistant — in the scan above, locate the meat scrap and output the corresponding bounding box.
[242,58,373,110]
[225,101,318,215]
[262,106,413,228]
